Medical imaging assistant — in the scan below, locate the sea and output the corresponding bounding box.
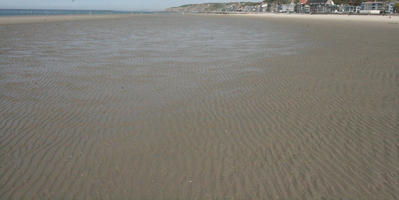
[0,9,155,16]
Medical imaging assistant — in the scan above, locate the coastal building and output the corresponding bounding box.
[261,3,270,12]
[243,6,257,12]
[281,4,288,13]
[339,5,357,13]
[388,2,394,13]
[270,3,281,13]
[289,2,297,13]
[255,5,263,12]
[167,1,394,15]
[361,1,384,10]
[295,3,303,13]
[297,0,311,13]
[360,1,385,14]
[387,2,398,13]
[308,0,335,13]
[225,4,237,12]
[279,0,297,13]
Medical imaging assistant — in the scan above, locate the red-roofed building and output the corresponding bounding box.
[297,0,311,13]
[300,0,308,4]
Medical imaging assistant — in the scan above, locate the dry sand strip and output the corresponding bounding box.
[0,14,134,25]
[2,13,399,25]
[222,13,399,23]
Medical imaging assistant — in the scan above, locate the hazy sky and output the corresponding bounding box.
[0,0,259,11]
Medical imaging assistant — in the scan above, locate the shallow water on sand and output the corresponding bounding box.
[1,14,398,199]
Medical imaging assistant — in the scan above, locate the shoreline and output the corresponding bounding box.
[196,12,399,23]
[0,14,135,25]
[1,12,399,25]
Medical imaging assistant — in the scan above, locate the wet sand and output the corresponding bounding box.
[0,14,399,199]
[0,14,134,25]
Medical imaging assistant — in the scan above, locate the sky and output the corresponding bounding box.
[0,0,260,11]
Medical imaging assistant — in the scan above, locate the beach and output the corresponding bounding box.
[1,12,399,25]
[237,12,399,22]
[0,14,134,25]
[0,14,398,199]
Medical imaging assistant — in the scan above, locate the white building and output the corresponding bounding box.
[359,1,385,14]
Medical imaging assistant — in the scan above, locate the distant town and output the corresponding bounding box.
[166,0,399,15]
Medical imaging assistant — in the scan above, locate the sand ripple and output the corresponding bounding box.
[1,14,399,199]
